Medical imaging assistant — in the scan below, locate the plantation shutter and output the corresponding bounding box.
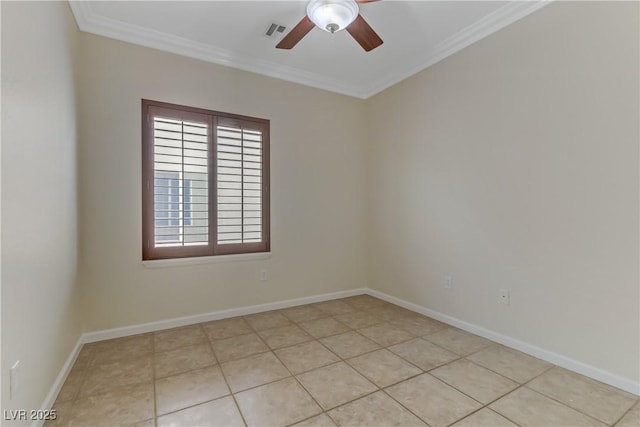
[142,100,269,261]
[144,106,212,259]
[215,117,269,255]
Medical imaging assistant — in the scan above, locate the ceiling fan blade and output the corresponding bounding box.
[356,0,380,3]
[276,16,315,49]
[346,14,383,52]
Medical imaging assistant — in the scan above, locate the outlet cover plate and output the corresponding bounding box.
[444,276,453,289]
[10,360,21,399]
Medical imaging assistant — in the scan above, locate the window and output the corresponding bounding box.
[142,100,270,260]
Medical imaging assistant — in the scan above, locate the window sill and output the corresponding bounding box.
[142,252,271,268]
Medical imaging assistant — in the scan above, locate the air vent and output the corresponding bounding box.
[265,23,286,37]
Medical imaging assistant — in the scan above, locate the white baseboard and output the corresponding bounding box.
[83,288,367,343]
[32,336,84,427]
[37,287,366,422]
[366,288,640,396]
[39,285,638,418]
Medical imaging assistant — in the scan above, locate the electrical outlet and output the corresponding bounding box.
[259,269,268,282]
[444,275,453,289]
[499,289,510,305]
[10,360,21,400]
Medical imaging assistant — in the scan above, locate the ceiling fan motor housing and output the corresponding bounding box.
[307,0,359,33]
[276,0,382,52]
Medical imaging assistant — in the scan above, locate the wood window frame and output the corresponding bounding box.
[142,99,270,261]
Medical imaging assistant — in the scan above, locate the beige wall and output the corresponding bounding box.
[1,1,83,418]
[366,1,639,382]
[77,34,367,331]
[2,0,637,411]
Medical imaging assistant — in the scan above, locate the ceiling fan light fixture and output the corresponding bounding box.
[307,0,359,34]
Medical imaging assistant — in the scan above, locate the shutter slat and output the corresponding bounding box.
[216,125,263,246]
[152,116,209,248]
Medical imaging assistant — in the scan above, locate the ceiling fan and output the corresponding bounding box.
[276,0,383,52]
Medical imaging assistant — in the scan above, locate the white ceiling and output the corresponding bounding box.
[69,0,548,99]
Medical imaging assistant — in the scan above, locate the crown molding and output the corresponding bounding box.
[68,1,369,98]
[362,0,552,98]
[68,0,550,100]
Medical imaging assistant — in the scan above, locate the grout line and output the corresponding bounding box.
[311,305,552,426]
[151,334,158,426]
[202,324,250,427]
[267,340,327,425]
[256,299,639,425]
[379,387,432,426]
[153,395,232,421]
[53,345,96,425]
[278,315,430,421]
[519,383,620,426]
[64,348,156,398]
[519,366,640,425]
[467,366,556,426]
[278,303,407,420]
[55,296,637,427]
[375,364,523,427]
[228,371,297,395]
[610,400,639,426]
[420,344,612,427]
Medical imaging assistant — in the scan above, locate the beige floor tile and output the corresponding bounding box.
[430,359,518,404]
[388,338,459,370]
[342,295,389,311]
[386,373,482,427]
[616,402,640,427]
[203,317,253,340]
[55,300,639,427]
[389,315,449,336]
[55,368,86,403]
[313,300,356,315]
[44,401,72,427]
[450,408,517,427]
[347,349,421,387]
[425,328,492,355]
[391,306,418,317]
[210,333,269,362]
[258,324,313,349]
[320,331,380,359]
[90,335,153,366]
[156,396,244,427]
[221,351,290,392]
[280,305,328,323]
[67,382,154,426]
[244,311,291,331]
[235,377,322,426]
[72,346,95,371]
[155,365,229,415]
[527,367,638,424]
[467,345,551,383]
[155,342,216,378]
[358,323,415,346]
[153,325,207,352]
[297,362,377,410]
[299,317,350,339]
[275,340,340,374]
[334,311,383,329]
[292,413,337,427]
[490,387,606,427]
[80,356,153,397]
[367,305,415,322]
[328,390,427,427]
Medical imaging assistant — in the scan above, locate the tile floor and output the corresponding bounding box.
[47,295,639,426]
